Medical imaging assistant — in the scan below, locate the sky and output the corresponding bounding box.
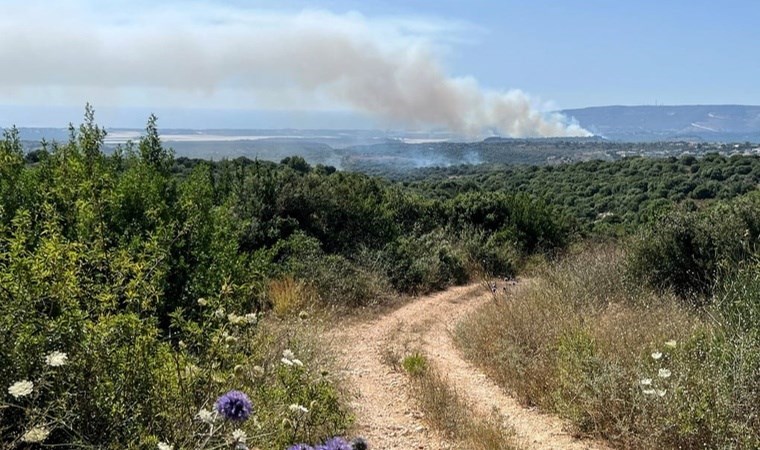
[1,0,759,130]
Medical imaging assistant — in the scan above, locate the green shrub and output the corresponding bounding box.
[627,192,760,301]
[382,230,468,294]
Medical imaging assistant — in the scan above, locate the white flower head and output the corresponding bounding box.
[197,297,208,307]
[22,426,50,443]
[657,389,667,397]
[664,340,677,349]
[282,349,295,360]
[8,380,33,398]
[642,388,657,396]
[214,308,226,319]
[281,358,294,366]
[244,313,257,324]
[658,368,672,379]
[228,313,246,325]
[640,378,652,386]
[45,351,68,367]
[289,403,308,414]
[651,351,663,360]
[232,428,247,443]
[158,442,173,450]
[196,408,217,425]
[292,359,304,367]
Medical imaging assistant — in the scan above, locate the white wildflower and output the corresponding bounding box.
[640,378,652,386]
[292,359,304,367]
[232,428,247,443]
[21,426,50,443]
[657,389,667,397]
[289,403,308,414]
[642,388,657,396]
[651,351,662,360]
[658,368,672,379]
[45,351,68,367]
[8,380,33,398]
[228,313,246,325]
[664,340,677,349]
[196,408,217,424]
[158,442,173,450]
[282,349,295,360]
[214,308,226,319]
[197,297,208,307]
[244,313,257,324]
[281,358,294,366]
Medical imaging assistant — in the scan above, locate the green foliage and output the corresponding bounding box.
[402,352,429,377]
[382,230,468,294]
[1,107,575,448]
[628,192,760,300]
[400,153,760,235]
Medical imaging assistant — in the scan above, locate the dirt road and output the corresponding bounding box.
[330,283,611,449]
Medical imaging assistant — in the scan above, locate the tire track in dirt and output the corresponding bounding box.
[331,282,612,450]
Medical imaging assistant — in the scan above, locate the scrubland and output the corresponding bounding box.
[3,108,760,449]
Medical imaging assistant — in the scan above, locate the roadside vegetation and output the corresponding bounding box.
[4,106,760,449]
[387,350,522,450]
[0,108,563,448]
[458,231,760,448]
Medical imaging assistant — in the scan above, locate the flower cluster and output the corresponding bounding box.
[640,340,676,397]
[8,380,34,399]
[45,351,68,367]
[287,436,367,450]
[281,349,304,367]
[5,351,70,445]
[22,426,50,443]
[215,390,253,421]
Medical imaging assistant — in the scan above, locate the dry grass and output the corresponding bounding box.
[402,352,523,450]
[457,245,708,448]
[268,275,319,317]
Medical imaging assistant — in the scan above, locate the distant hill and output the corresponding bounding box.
[562,105,760,142]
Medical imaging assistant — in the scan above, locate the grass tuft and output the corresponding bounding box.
[400,352,522,450]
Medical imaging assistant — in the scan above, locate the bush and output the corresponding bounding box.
[382,230,468,294]
[627,191,760,301]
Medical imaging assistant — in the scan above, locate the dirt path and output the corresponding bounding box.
[331,282,612,450]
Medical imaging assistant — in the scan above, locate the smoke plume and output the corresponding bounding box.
[0,4,589,137]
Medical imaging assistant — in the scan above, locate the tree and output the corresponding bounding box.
[139,114,172,171]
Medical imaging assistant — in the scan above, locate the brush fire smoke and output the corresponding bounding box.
[0,5,589,137]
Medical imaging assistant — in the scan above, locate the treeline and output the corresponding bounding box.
[0,110,569,448]
[399,153,760,234]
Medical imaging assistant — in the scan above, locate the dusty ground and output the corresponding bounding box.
[330,282,612,450]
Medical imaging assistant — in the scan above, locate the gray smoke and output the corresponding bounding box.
[0,5,589,137]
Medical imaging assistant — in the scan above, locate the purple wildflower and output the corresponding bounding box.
[287,445,314,450]
[214,390,253,421]
[318,437,352,450]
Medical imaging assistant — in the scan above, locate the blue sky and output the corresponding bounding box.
[304,0,760,107]
[1,0,758,129]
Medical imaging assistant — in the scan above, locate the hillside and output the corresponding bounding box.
[562,104,760,142]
